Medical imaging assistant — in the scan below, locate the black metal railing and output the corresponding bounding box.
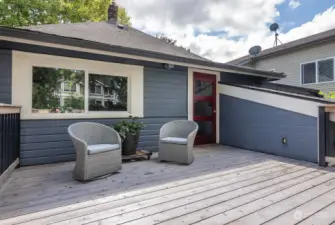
[0,106,20,176]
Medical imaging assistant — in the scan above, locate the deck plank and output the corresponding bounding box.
[0,146,334,225]
[227,180,335,225]
[0,148,275,220]
[45,163,297,224]
[13,161,289,224]
[264,188,335,225]
[297,202,335,225]
[192,173,335,225]
[88,167,321,225]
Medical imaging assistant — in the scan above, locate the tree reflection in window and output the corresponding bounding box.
[32,67,85,113]
[89,74,128,111]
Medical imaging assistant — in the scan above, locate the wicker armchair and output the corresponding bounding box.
[68,122,122,181]
[158,120,199,165]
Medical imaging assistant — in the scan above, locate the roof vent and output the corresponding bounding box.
[108,1,118,24]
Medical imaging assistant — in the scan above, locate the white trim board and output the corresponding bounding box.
[219,84,322,118]
[12,51,144,120]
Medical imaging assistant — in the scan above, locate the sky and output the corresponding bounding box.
[119,0,335,63]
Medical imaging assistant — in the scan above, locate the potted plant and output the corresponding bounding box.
[113,116,145,156]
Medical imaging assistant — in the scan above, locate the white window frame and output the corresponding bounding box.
[62,81,78,93]
[12,51,144,120]
[300,57,335,85]
[87,72,130,114]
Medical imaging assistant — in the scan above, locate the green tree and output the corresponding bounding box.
[32,67,85,111]
[0,0,131,27]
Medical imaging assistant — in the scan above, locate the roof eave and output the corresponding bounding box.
[229,34,335,65]
[0,26,285,80]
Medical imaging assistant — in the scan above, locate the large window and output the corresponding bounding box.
[89,74,128,111]
[301,58,334,84]
[301,62,316,84]
[32,67,85,114]
[32,67,128,114]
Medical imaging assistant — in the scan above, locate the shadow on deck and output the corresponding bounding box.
[0,145,334,225]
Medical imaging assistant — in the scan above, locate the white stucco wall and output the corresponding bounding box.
[12,51,144,119]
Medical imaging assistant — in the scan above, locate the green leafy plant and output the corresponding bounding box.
[319,91,335,100]
[113,116,145,140]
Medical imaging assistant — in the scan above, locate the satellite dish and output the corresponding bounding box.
[269,23,279,32]
[249,45,262,57]
[269,23,282,46]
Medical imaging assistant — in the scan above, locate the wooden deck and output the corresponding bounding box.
[1,146,335,225]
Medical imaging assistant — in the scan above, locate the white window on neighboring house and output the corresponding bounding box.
[301,58,334,85]
[63,81,77,92]
[301,62,316,84]
[318,58,334,83]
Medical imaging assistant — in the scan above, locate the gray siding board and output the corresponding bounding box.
[19,66,189,166]
[144,93,184,99]
[144,68,187,118]
[21,117,180,128]
[220,94,318,163]
[22,155,76,166]
[21,148,75,158]
[20,117,185,166]
[0,50,12,104]
[253,42,335,92]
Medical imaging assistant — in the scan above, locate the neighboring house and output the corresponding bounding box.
[228,28,335,93]
[1,2,334,167]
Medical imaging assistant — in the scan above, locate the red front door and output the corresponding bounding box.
[193,72,217,145]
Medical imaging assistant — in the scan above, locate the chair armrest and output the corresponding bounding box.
[70,134,88,155]
[187,128,198,147]
[103,127,122,146]
[159,123,173,139]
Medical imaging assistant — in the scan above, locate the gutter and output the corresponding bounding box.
[0,27,285,80]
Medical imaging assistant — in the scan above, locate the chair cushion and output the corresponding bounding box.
[160,137,187,145]
[87,144,120,155]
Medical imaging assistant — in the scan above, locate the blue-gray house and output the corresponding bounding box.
[0,3,333,167]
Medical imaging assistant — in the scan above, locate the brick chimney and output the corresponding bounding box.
[108,1,118,23]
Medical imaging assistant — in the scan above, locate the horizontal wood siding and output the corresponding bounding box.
[0,50,12,104]
[220,94,318,163]
[144,68,188,117]
[254,42,335,92]
[19,66,188,166]
[20,117,186,166]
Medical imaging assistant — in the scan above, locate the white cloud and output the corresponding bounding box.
[289,0,301,9]
[288,0,301,9]
[120,1,335,63]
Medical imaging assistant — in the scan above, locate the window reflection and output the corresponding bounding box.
[32,67,85,114]
[89,74,128,111]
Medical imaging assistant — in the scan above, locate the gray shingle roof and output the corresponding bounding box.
[0,23,287,79]
[20,21,208,62]
[227,28,335,65]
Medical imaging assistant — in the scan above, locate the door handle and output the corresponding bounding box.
[213,110,216,113]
